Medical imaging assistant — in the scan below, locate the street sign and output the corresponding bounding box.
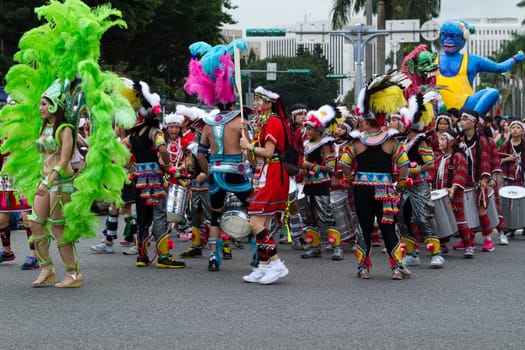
[267,63,277,81]
[246,28,286,37]
[326,74,348,79]
[287,69,311,74]
[385,19,420,43]
[420,20,440,41]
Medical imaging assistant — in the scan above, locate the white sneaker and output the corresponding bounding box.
[430,255,445,268]
[90,242,114,254]
[242,264,268,283]
[258,259,289,285]
[402,255,420,266]
[123,246,137,255]
[499,232,509,246]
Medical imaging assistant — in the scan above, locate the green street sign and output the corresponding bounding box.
[246,28,286,37]
[287,69,311,74]
[326,74,348,79]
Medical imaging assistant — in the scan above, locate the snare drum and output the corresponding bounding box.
[330,190,355,241]
[166,185,189,223]
[430,189,458,238]
[463,188,480,229]
[220,192,251,239]
[499,186,525,229]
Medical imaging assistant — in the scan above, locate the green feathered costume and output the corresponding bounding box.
[0,0,136,243]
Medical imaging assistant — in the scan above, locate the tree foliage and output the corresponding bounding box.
[0,0,236,97]
[241,46,339,109]
[331,0,441,29]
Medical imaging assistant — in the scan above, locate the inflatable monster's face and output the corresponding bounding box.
[440,21,467,54]
[417,50,438,80]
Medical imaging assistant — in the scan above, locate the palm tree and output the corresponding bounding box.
[331,0,441,76]
[518,1,525,25]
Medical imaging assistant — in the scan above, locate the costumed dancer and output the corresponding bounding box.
[332,109,360,247]
[433,132,474,258]
[340,71,412,280]
[184,39,252,272]
[177,105,233,257]
[239,86,290,284]
[481,116,508,246]
[398,91,445,268]
[286,103,308,250]
[124,82,185,269]
[299,105,343,260]
[437,19,524,115]
[0,0,136,287]
[454,110,496,253]
[180,111,212,258]
[499,120,525,238]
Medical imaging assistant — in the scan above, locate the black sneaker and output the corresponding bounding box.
[156,255,186,269]
[136,255,150,267]
[222,246,232,260]
[180,246,203,258]
[208,256,220,271]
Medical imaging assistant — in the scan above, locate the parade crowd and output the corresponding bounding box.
[1,2,525,287]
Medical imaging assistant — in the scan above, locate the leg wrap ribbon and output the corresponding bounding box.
[156,234,171,256]
[0,226,11,248]
[255,228,276,262]
[327,227,341,247]
[191,226,201,246]
[56,240,80,273]
[401,236,417,256]
[289,213,303,238]
[207,238,223,266]
[32,233,54,268]
[304,227,320,248]
[424,237,441,255]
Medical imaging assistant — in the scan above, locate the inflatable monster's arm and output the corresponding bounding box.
[468,52,524,82]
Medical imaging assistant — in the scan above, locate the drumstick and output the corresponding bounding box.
[233,40,245,140]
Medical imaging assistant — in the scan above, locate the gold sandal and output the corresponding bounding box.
[54,272,83,288]
[32,268,56,288]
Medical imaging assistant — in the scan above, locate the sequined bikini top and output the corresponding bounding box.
[35,123,58,154]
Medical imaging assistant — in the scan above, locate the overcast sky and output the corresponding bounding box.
[224,0,525,29]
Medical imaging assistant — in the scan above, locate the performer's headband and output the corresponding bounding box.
[291,108,307,115]
[436,114,451,124]
[461,112,477,121]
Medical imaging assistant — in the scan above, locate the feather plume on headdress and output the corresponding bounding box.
[304,104,336,132]
[355,71,411,128]
[184,39,247,107]
[400,89,438,130]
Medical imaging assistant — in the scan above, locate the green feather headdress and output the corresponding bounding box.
[0,0,135,243]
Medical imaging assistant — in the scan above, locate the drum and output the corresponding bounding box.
[463,188,480,229]
[499,186,525,229]
[330,190,354,241]
[166,185,189,223]
[220,192,251,239]
[430,189,458,238]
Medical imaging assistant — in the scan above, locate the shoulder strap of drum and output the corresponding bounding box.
[505,141,512,178]
[475,134,481,182]
[447,152,455,189]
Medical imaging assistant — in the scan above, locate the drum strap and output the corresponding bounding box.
[447,152,455,189]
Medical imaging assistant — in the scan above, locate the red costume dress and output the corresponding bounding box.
[248,115,289,215]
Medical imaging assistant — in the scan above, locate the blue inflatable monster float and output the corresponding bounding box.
[436,19,524,115]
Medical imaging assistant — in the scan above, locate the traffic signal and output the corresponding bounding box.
[246,28,286,37]
[287,69,311,74]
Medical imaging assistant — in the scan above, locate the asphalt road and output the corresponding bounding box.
[1,216,525,350]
